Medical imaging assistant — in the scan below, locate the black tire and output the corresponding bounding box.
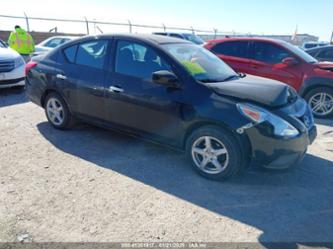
[185,125,243,180]
[44,92,75,129]
[304,87,333,118]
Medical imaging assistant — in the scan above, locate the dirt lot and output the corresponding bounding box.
[1,87,333,244]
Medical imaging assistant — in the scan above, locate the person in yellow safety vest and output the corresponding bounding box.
[8,25,35,62]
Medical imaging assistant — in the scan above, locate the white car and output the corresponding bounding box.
[33,36,77,57]
[0,39,25,89]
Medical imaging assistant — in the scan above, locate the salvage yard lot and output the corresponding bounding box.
[1,87,333,243]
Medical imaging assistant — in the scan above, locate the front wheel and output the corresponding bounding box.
[305,87,333,118]
[185,126,243,180]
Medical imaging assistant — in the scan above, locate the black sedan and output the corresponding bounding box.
[306,45,333,62]
[26,34,317,180]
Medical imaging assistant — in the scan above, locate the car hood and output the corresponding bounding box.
[206,74,296,107]
[0,47,20,60]
[315,61,333,72]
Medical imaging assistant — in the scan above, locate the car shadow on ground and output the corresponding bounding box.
[37,122,333,247]
[0,87,27,107]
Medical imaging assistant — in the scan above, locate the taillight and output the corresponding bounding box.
[25,61,38,76]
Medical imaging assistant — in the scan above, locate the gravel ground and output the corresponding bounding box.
[0,87,333,244]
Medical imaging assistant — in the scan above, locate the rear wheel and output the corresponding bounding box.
[305,87,333,118]
[44,92,75,129]
[186,126,243,180]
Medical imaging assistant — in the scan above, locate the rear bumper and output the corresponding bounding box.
[25,78,43,107]
[247,125,317,169]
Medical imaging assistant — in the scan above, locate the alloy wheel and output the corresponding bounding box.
[309,92,333,117]
[191,136,229,174]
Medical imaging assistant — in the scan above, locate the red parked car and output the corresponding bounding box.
[204,38,333,118]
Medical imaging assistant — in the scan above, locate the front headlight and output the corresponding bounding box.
[15,57,25,68]
[237,103,299,138]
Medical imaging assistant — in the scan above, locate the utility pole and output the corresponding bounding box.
[23,12,30,32]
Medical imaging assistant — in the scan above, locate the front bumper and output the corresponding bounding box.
[0,64,25,89]
[246,125,317,169]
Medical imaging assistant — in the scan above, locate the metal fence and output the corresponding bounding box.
[0,13,241,39]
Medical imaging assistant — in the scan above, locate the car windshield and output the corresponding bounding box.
[182,34,205,45]
[162,43,238,83]
[283,42,318,63]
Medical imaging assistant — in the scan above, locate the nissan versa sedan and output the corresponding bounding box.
[26,34,317,180]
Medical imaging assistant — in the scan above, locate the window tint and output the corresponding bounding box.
[318,48,333,59]
[45,38,64,48]
[211,41,250,58]
[63,45,77,63]
[306,49,319,57]
[304,43,317,49]
[163,43,237,83]
[115,40,172,79]
[252,42,291,64]
[76,40,108,69]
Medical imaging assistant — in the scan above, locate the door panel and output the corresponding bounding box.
[56,40,109,120]
[105,73,183,139]
[248,41,304,89]
[105,39,183,142]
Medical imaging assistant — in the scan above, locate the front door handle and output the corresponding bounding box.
[56,74,67,80]
[108,86,124,93]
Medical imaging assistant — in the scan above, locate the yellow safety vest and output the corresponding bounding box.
[8,28,35,55]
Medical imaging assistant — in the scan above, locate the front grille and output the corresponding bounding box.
[0,77,25,85]
[0,59,15,72]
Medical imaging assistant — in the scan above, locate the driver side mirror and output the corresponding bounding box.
[152,70,181,88]
[281,57,298,66]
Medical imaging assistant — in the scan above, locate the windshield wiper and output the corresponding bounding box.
[199,78,223,83]
[221,75,239,82]
[238,72,247,78]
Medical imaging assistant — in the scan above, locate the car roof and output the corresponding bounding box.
[89,33,192,45]
[207,37,288,44]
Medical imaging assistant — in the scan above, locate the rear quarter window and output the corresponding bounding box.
[63,45,78,63]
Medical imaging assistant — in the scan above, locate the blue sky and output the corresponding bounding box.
[2,0,332,40]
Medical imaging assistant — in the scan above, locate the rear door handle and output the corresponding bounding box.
[108,86,124,93]
[56,74,67,80]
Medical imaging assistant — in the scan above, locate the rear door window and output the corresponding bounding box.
[76,40,108,69]
[251,41,291,64]
[211,41,250,59]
